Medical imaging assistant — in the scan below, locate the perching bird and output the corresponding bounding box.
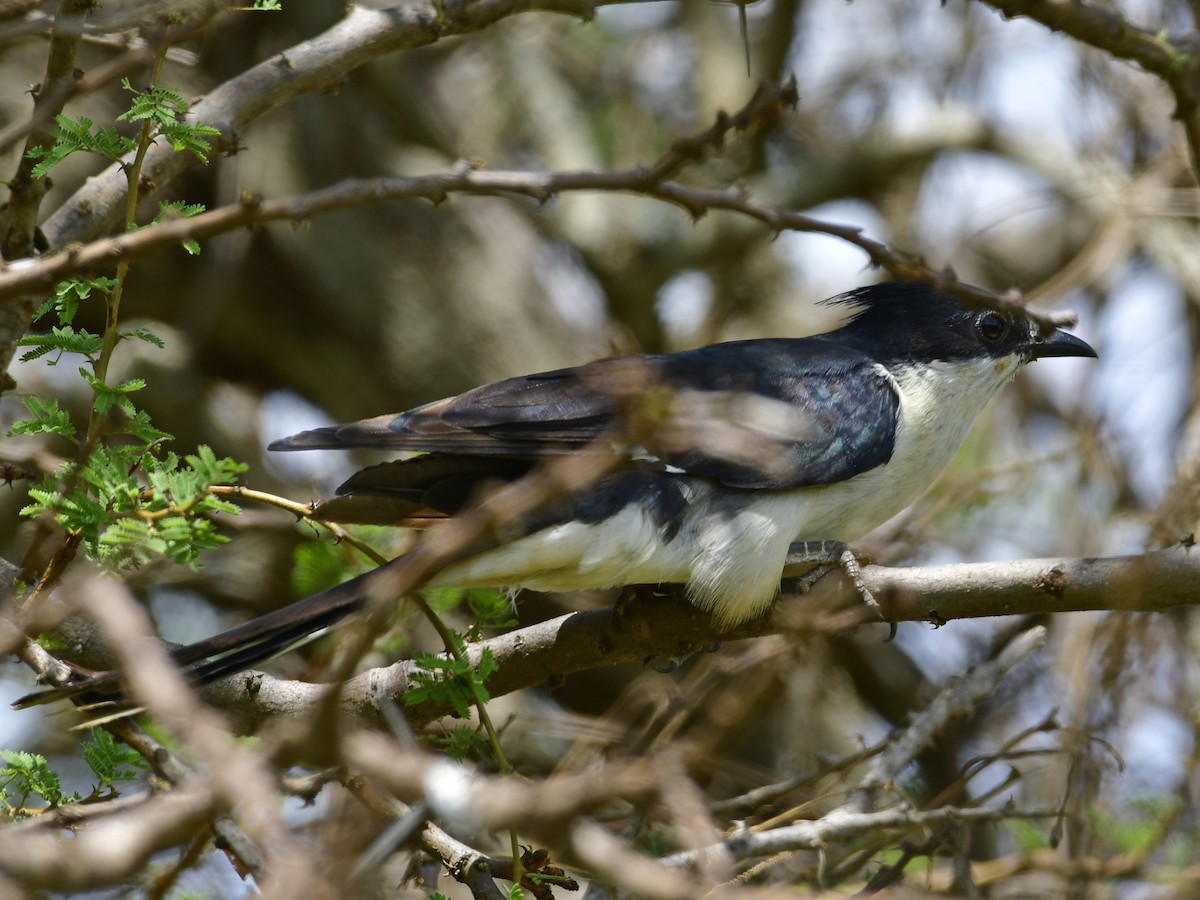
[16,281,1095,706]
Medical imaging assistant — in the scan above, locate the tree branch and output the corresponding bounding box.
[0,782,223,891]
[661,802,1065,869]
[0,162,1058,324]
[115,545,1198,734]
[34,0,661,254]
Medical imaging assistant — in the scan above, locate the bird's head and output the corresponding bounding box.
[826,281,1097,367]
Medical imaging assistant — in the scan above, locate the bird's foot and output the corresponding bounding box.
[612,583,671,632]
[785,541,894,639]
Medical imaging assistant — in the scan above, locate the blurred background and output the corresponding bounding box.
[1,0,1198,893]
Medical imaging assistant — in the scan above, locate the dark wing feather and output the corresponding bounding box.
[312,456,534,524]
[271,337,899,491]
[658,337,898,488]
[269,362,618,455]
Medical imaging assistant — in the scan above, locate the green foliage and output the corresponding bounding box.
[405,631,499,719]
[1089,797,1181,855]
[21,444,246,569]
[13,326,103,364]
[25,79,220,181]
[25,115,134,179]
[466,588,517,640]
[11,225,245,570]
[0,749,79,814]
[291,538,356,597]
[432,725,493,762]
[33,275,117,325]
[79,369,145,417]
[506,886,525,900]
[9,396,76,441]
[247,0,283,9]
[423,586,516,640]
[152,199,207,255]
[2,730,149,817]
[117,79,221,161]
[81,728,148,788]
[122,324,166,350]
[19,276,162,370]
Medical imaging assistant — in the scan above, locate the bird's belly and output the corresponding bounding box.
[427,503,694,594]
[425,412,972,623]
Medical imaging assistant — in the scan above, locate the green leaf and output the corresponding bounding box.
[431,725,492,762]
[1007,819,1051,855]
[118,81,221,164]
[147,200,208,255]
[121,325,166,349]
[0,749,80,811]
[13,325,103,363]
[26,114,135,178]
[24,442,245,570]
[8,396,77,441]
[120,409,172,444]
[81,728,147,787]
[34,276,117,325]
[405,633,495,720]
[80,369,146,416]
[292,539,354,597]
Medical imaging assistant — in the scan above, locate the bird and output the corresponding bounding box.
[15,280,1096,707]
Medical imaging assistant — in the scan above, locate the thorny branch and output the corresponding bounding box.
[1,47,1062,329]
[0,153,1067,328]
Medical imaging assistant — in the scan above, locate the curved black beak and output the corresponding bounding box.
[1027,328,1097,360]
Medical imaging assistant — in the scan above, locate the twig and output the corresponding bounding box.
[708,737,891,817]
[846,627,1047,810]
[0,162,1055,325]
[661,803,1064,868]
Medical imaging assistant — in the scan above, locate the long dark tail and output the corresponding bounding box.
[12,565,385,710]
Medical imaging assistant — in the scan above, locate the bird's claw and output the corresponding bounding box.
[786,540,894,637]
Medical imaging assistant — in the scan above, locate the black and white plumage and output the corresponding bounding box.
[15,281,1096,706]
[266,281,1094,627]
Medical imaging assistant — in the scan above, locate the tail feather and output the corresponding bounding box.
[12,565,381,710]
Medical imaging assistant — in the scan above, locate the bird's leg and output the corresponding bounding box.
[612,583,676,634]
[785,541,893,635]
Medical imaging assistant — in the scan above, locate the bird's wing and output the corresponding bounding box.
[271,338,899,491]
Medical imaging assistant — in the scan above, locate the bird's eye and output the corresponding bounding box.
[977,312,1008,342]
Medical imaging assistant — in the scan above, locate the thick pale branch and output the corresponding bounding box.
[185,546,1199,733]
[14,548,1195,732]
[862,547,1199,621]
